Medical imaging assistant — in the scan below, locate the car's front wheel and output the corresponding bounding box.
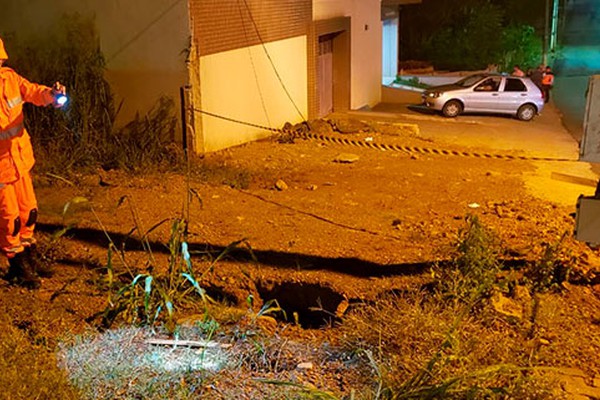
[517,104,536,121]
[442,100,462,118]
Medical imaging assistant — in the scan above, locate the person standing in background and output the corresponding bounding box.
[541,66,555,104]
[512,65,525,77]
[528,65,544,92]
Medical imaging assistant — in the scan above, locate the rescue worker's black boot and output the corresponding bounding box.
[6,251,40,289]
[25,244,53,278]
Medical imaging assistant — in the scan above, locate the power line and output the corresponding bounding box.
[106,0,185,64]
[240,0,307,122]
[237,0,272,128]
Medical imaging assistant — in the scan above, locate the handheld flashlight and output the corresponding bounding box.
[55,94,68,106]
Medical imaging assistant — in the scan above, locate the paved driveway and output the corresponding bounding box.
[347,87,598,206]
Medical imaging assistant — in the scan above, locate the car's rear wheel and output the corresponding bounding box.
[517,104,536,121]
[442,100,462,118]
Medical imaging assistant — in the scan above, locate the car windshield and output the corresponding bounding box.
[454,74,487,87]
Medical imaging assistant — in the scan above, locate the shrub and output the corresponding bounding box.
[3,13,179,173]
[433,215,501,304]
[393,76,431,89]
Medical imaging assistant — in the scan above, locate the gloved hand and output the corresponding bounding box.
[51,82,67,107]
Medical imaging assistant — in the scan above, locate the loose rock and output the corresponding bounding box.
[333,153,360,163]
[297,362,314,370]
[275,179,289,191]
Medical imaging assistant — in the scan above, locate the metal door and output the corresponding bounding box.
[317,37,333,117]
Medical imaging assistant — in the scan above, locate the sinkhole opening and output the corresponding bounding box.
[256,281,346,329]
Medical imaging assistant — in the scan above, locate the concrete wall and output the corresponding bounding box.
[188,0,311,153]
[313,0,382,110]
[194,36,308,153]
[0,0,189,126]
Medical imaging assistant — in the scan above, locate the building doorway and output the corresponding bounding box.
[317,35,334,117]
[382,17,399,83]
[309,17,350,120]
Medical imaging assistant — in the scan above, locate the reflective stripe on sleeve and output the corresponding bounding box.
[0,123,24,140]
[6,96,23,109]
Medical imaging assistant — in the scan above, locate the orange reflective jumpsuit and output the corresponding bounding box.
[541,69,555,104]
[0,67,54,257]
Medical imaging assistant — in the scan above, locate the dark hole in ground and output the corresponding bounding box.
[256,281,345,329]
[203,284,240,306]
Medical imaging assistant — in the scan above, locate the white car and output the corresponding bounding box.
[421,73,544,121]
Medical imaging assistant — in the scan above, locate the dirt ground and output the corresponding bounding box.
[2,102,600,398]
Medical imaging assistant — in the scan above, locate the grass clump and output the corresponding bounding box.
[527,233,572,293]
[337,216,560,399]
[59,326,227,400]
[99,96,179,171]
[0,314,79,400]
[100,217,211,332]
[433,214,501,304]
[339,292,556,400]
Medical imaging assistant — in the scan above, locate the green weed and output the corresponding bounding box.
[393,76,430,89]
[527,233,572,293]
[432,215,502,304]
[101,218,210,332]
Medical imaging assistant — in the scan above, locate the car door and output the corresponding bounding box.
[498,77,529,113]
[467,77,502,112]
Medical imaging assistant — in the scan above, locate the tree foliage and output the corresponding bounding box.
[401,0,544,71]
[499,24,543,72]
[422,2,504,70]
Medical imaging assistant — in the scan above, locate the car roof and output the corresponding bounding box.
[475,73,526,79]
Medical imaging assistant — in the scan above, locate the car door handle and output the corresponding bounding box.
[492,94,499,96]
[520,93,527,96]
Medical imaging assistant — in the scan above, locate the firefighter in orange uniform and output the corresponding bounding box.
[0,37,66,288]
[541,66,554,104]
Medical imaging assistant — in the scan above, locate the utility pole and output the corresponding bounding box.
[543,0,550,65]
[550,0,560,53]
[544,0,560,65]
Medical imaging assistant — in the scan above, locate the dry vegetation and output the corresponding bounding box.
[2,211,596,399]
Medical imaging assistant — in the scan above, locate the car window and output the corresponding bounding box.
[474,77,501,92]
[504,78,527,92]
[454,74,486,87]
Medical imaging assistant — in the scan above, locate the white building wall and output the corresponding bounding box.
[313,0,382,110]
[382,17,399,84]
[196,36,308,153]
